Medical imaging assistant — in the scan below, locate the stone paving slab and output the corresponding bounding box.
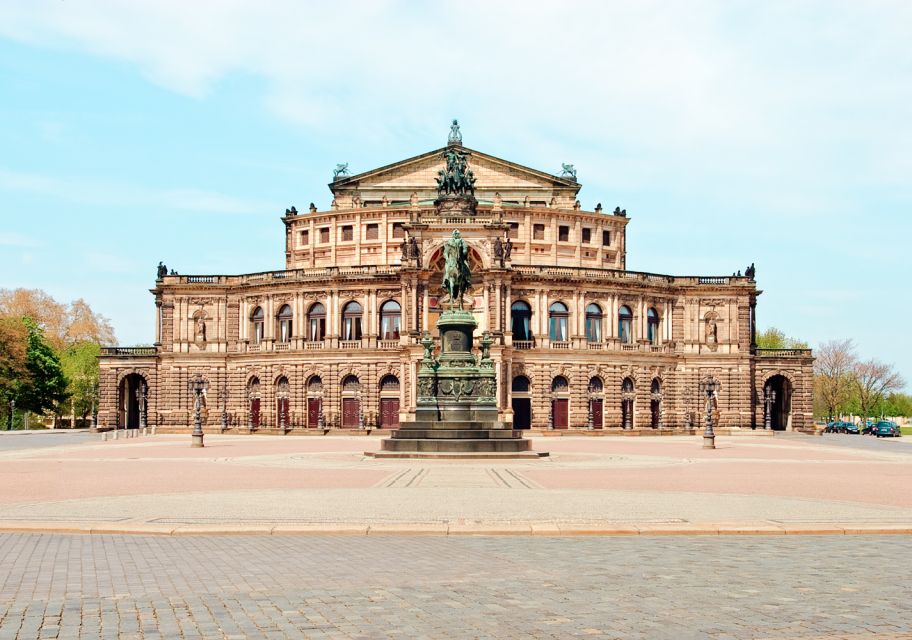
[2,433,912,539]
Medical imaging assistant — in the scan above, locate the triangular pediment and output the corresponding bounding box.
[329,145,580,204]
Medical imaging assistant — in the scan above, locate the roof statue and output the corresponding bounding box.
[560,163,577,180]
[442,229,472,309]
[436,147,476,197]
[332,163,350,180]
[447,119,462,145]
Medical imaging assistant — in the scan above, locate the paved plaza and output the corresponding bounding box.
[0,432,911,535]
[0,533,910,639]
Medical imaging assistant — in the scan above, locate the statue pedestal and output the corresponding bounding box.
[369,309,546,459]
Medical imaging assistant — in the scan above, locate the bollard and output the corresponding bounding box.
[142,427,147,436]
[151,426,156,436]
[113,430,118,440]
[102,432,107,442]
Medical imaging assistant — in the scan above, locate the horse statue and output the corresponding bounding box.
[442,230,472,309]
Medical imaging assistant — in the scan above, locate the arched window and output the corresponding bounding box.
[618,305,633,344]
[307,375,323,393]
[251,307,264,345]
[306,375,322,429]
[650,378,662,429]
[511,301,532,341]
[379,300,401,340]
[277,304,293,343]
[588,377,603,393]
[379,374,400,393]
[651,378,661,395]
[551,376,569,393]
[622,377,635,393]
[647,307,659,345]
[512,376,531,393]
[549,302,569,342]
[247,377,261,429]
[341,301,362,341]
[307,303,326,341]
[342,375,361,392]
[585,303,603,342]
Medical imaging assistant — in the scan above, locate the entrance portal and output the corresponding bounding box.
[765,375,792,431]
[118,374,145,429]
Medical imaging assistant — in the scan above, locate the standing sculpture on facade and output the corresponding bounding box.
[447,119,462,145]
[442,230,472,309]
[560,163,577,180]
[493,236,504,267]
[156,262,168,280]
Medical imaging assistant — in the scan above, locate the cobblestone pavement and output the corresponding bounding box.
[0,534,910,639]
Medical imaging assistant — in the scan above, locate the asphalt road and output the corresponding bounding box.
[0,430,99,452]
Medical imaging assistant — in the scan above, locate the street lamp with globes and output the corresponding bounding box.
[703,379,717,449]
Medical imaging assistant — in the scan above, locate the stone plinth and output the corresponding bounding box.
[369,309,545,459]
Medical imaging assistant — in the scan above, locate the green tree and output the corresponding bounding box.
[0,317,30,428]
[756,327,808,350]
[852,359,905,426]
[59,341,100,426]
[879,392,912,418]
[17,319,68,415]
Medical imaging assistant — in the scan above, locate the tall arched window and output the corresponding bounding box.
[247,377,261,429]
[549,302,569,342]
[618,305,633,344]
[551,376,570,429]
[275,376,290,429]
[621,377,635,429]
[251,307,264,345]
[650,378,662,429]
[585,303,603,342]
[341,374,361,427]
[341,301,362,341]
[647,307,659,345]
[276,304,293,343]
[379,300,401,340]
[307,303,325,341]
[511,301,532,341]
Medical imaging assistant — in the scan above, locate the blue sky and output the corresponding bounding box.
[0,1,909,385]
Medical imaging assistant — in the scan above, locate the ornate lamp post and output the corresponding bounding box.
[703,380,717,449]
[190,377,206,448]
[136,383,147,430]
[763,385,776,430]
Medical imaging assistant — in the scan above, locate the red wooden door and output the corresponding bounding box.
[250,398,260,429]
[552,398,569,429]
[380,398,400,428]
[590,398,603,429]
[342,398,360,427]
[307,398,321,428]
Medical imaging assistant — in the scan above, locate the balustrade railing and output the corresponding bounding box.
[274,343,289,352]
[551,341,570,349]
[587,342,604,350]
[756,348,812,358]
[100,346,157,356]
[378,340,400,350]
[513,340,534,350]
[621,343,639,352]
[339,340,361,349]
[304,341,325,350]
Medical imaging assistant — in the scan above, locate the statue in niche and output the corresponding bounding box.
[408,236,421,264]
[195,316,207,342]
[442,229,472,309]
[705,316,718,344]
[504,236,513,261]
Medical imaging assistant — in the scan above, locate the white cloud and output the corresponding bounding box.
[0,168,274,216]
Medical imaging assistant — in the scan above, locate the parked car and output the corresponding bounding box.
[874,421,901,438]
[824,421,859,434]
[862,421,878,435]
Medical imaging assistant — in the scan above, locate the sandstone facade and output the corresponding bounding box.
[99,137,813,433]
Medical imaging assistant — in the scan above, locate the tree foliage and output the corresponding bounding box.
[852,359,905,424]
[0,289,114,426]
[756,327,808,350]
[17,319,68,415]
[814,339,857,419]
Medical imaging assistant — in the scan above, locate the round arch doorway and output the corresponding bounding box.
[764,374,793,431]
[118,373,146,429]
